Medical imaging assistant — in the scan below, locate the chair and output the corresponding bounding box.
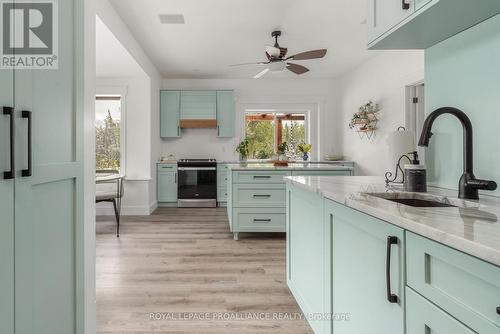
[96,170,124,237]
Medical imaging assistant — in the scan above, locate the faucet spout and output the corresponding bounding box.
[418,107,497,200]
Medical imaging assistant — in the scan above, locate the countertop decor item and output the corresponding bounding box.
[385,151,421,187]
[235,139,249,161]
[348,100,380,140]
[273,142,289,166]
[324,154,344,161]
[297,143,312,161]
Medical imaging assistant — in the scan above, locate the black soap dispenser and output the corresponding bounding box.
[403,151,427,192]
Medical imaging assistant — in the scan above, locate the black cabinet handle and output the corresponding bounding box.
[402,0,410,10]
[253,219,271,223]
[497,306,500,315]
[253,194,271,198]
[386,236,399,303]
[3,107,14,180]
[253,175,271,179]
[21,110,32,177]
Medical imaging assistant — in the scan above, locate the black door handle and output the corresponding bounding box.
[402,0,410,10]
[3,107,14,180]
[386,236,399,303]
[21,110,32,177]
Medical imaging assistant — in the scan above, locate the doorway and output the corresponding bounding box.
[405,83,425,162]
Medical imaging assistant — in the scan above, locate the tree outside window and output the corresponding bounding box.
[245,112,306,160]
[95,96,121,171]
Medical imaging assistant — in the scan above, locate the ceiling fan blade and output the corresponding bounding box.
[287,49,327,61]
[286,63,309,75]
[230,61,269,67]
[254,68,270,79]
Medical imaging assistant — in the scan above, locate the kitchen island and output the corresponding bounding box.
[285,175,500,334]
[226,163,353,240]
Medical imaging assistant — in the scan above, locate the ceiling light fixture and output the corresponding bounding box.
[253,68,269,79]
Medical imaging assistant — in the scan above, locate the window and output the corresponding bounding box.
[245,112,307,160]
[95,95,122,171]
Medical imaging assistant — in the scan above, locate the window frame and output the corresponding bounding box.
[95,86,127,175]
[243,110,310,160]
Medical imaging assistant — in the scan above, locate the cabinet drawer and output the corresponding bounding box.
[217,171,228,186]
[217,187,228,202]
[233,208,286,231]
[407,232,500,330]
[158,163,177,171]
[232,184,285,208]
[406,288,477,334]
[233,171,291,184]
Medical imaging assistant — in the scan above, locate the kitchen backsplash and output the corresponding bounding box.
[425,13,500,197]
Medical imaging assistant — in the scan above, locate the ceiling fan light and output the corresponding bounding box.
[265,46,281,58]
[253,68,270,79]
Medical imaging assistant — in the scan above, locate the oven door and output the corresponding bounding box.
[177,167,217,207]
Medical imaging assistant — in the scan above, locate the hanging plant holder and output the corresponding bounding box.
[349,101,380,140]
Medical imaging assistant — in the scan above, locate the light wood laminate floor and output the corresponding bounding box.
[96,207,313,333]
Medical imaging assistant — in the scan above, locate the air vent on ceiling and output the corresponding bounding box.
[159,14,185,24]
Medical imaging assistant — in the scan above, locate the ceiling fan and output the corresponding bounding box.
[231,30,327,79]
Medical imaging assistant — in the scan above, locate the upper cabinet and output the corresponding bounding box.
[160,90,181,138]
[216,91,235,138]
[368,0,500,49]
[160,90,235,138]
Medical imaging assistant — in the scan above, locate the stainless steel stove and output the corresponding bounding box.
[177,159,217,207]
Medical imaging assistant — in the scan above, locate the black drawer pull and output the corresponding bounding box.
[402,0,410,10]
[3,107,14,179]
[497,306,500,315]
[253,175,271,179]
[386,236,399,304]
[253,194,271,198]
[253,219,271,223]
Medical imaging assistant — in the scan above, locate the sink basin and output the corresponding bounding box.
[364,192,479,209]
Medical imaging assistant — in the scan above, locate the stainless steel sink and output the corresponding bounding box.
[363,192,480,209]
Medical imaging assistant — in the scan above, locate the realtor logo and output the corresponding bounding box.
[1,0,58,69]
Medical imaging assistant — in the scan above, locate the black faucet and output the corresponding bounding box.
[418,107,497,200]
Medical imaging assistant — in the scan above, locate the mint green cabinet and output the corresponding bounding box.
[406,288,477,334]
[160,90,180,138]
[406,232,500,332]
[217,164,229,205]
[157,164,177,203]
[180,91,217,120]
[328,201,405,334]
[286,184,331,334]
[367,0,414,44]
[368,0,500,49]
[216,91,234,137]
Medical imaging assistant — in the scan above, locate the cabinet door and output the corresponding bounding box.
[0,51,14,334]
[367,0,414,43]
[158,171,177,202]
[13,0,85,332]
[180,91,217,119]
[407,288,476,334]
[328,201,405,334]
[160,90,180,138]
[216,91,235,138]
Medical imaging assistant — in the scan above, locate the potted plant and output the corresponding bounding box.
[298,143,312,161]
[235,139,249,161]
[277,142,288,160]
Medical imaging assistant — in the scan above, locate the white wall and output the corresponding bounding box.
[96,0,162,215]
[337,51,424,176]
[160,79,340,161]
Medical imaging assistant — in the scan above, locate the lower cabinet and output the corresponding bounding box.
[327,200,405,334]
[157,164,177,203]
[406,288,477,334]
[286,185,331,334]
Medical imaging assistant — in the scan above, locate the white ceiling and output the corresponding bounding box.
[96,16,146,77]
[108,0,377,79]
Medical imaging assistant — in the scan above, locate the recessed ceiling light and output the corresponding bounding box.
[159,14,185,24]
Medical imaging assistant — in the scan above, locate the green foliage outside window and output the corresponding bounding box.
[245,120,275,159]
[96,110,120,170]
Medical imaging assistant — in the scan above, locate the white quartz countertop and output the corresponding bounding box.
[228,163,354,171]
[285,176,500,267]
